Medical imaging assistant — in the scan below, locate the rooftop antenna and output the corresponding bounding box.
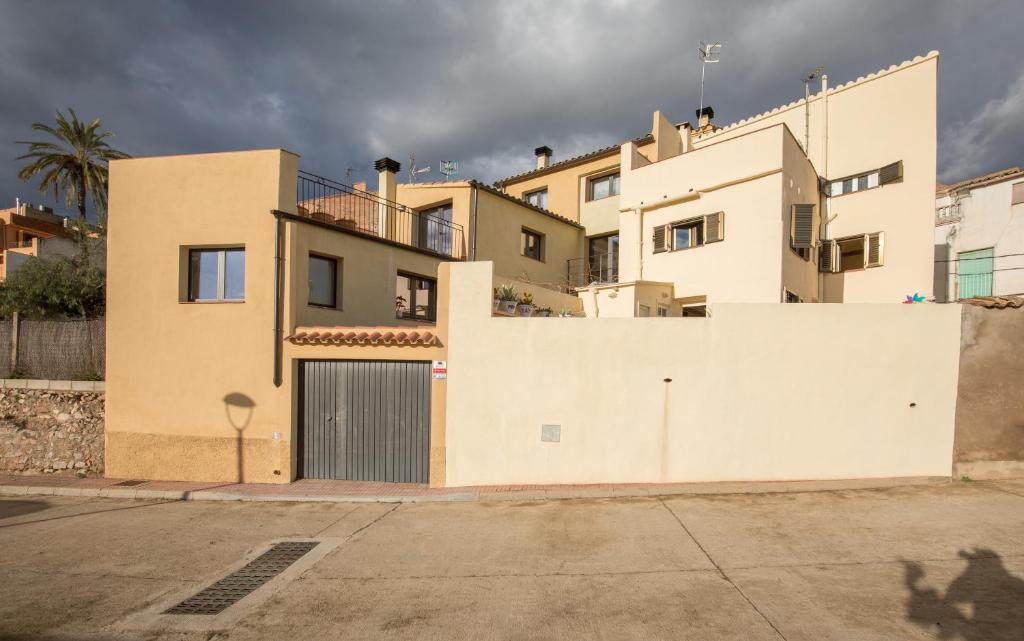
[697,41,722,125]
[439,160,459,181]
[408,153,431,182]
[802,66,824,154]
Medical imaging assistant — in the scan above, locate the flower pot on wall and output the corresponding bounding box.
[499,300,518,315]
[516,304,535,317]
[493,299,500,313]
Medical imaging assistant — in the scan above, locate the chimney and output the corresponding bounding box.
[695,106,716,133]
[353,180,367,192]
[374,157,400,203]
[535,146,553,170]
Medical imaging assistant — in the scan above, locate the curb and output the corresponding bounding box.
[0,476,952,504]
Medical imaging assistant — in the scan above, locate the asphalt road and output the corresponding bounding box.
[2,479,1024,640]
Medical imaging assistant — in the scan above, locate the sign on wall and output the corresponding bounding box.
[432,360,447,380]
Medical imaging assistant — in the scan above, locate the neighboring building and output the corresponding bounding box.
[0,200,77,279]
[934,167,1024,301]
[105,149,583,483]
[498,51,939,310]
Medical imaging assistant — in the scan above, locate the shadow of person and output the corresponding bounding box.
[904,549,1024,641]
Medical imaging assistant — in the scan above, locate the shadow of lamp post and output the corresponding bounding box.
[223,393,255,483]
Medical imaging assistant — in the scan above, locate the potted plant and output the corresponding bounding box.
[535,306,552,317]
[516,292,535,317]
[496,284,519,314]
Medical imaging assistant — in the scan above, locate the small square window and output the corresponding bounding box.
[308,254,338,308]
[396,272,437,322]
[525,189,548,209]
[188,248,244,301]
[588,172,620,201]
[672,220,704,250]
[521,228,544,261]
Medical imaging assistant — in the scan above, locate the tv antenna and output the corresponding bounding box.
[439,160,459,181]
[408,153,431,182]
[802,66,824,153]
[697,41,722,124]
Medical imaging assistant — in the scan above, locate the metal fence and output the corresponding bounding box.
[296,170,466,259]
[567,253,618,289]
[0,317,104,380]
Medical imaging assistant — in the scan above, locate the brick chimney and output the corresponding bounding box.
[535,146,553,170]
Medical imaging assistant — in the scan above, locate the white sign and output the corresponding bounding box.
[432,360,447,380]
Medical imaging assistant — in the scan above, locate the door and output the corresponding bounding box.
[300,360,431,483]
[958,248,994,299]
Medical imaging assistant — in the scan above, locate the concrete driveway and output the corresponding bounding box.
[2,480,1024,640]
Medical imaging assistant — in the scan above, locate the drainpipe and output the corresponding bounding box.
[818,74,830,303]
[470,184,479,261]
[273,211,284,387]
[637,208,645,281]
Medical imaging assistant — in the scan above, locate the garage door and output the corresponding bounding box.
[299,360,431,483]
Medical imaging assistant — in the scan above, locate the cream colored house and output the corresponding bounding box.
[498,51,939,311]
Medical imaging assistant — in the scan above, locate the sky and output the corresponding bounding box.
[1,0,1022,217]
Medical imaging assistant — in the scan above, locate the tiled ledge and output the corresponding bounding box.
[0,379,105,392]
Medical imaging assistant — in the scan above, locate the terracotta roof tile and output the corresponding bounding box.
[961,296,1024,309]
[494,134,654,186]
[938,167,1024,196]
[288,325,441,346]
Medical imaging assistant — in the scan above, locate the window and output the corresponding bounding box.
[656,304,669,317]
[521,228,544,261]
[638,304,651,317]
[588,172,620,201]
[790,204,815,261]
[653,213,724,253]
[588,234,619,283]
[396,273,437,321]
[417,203,453,255]
[784,290,802,303]
[1012,182,1024,206]
[825,161,902,197]
[308,254,338,308]
[188,248,244,301]
[525,188,548,209]
[682,305,707,317]
[819,232,884,273]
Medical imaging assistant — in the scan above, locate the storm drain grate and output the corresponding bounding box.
[113,480,147,487]
[164,541,319,615]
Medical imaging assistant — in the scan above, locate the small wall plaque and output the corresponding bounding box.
[541,424,561,443]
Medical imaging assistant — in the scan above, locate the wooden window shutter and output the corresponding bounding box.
[866,232,884,267]
[653,224,668,253]
[704,212,724,243]
[791,204,814,249]
[879,161,903,185]
[1012,182,1024,206]
[819,240,837,273]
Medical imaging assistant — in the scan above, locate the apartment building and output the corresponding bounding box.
[497,51,939,311]
[0,200,77,278]
[934,167,1024,300]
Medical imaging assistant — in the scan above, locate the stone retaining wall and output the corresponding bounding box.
[0,386,104,476]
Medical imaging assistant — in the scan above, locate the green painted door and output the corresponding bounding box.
[958,248,994,299]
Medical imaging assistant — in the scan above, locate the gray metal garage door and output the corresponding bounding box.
[299,360,431,483]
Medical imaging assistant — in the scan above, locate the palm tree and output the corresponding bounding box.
[17,109,130,236]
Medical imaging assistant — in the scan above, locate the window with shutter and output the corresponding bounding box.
[791,204,814,250]
[704,212,724,243]
[652,225,668,253]
[866,232,884,267]
[879,161,903,185]
[818,240,837,273]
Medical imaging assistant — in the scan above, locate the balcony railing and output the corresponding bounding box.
[296,170,465,259]
[936,202,962,225]
[568,252,618,288]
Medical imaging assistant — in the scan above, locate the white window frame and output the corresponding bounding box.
[524,188,548,209]
[188,248,245,302]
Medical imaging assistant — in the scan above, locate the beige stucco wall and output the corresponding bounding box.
[445,262,961,486]
[579,281,678,318]
[106,150,298,483]
[698,52,938,302]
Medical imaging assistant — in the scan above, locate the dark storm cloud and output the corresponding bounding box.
[1,0,1022,214]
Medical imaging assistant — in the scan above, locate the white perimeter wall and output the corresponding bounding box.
[444,262,962,486]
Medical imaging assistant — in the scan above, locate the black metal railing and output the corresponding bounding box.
[567,252,619,288]
[296,170,465,259]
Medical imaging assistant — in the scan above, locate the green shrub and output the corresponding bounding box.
[0,255,105,319]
